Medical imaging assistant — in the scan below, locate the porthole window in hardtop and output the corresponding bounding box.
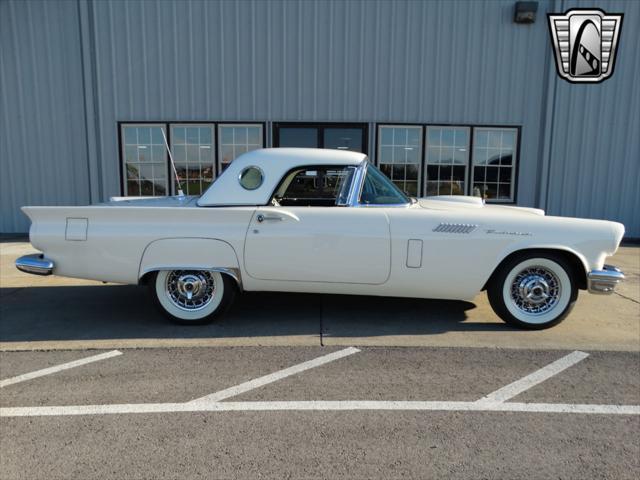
[239,166,264,190]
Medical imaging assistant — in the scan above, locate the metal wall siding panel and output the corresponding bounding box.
[545,0,640,236]
[1,0,638,235]
[0,0,90,232]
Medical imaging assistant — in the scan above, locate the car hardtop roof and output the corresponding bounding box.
[197,148,368,207]
[233,148,367,166]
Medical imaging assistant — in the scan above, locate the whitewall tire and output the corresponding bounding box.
[150,270,236,325]
[487,253,578,329]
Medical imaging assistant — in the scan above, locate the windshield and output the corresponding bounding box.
[359,163,410,205]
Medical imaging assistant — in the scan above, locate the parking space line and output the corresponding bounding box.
[189,347,361,403]
[0,350,123,388]
[1,400,638,417]
[476,350,589,404]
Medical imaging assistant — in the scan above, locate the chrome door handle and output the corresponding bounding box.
[256,214,283,223]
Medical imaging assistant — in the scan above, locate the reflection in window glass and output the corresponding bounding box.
[324,128,362,152]
[218,124,263,172]
[274,166,355,207]
[170,124,215,195]
[425,126,469,197]
[377,126,422,197]
[121,125,167,196]
[472,128,517,201]
[360,163,410,205]
[278,128,318,148]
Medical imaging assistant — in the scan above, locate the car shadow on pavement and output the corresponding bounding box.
[0,284,505,343]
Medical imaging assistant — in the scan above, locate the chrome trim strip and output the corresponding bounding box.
[141,266,243,291]
[587,264,625,294]
[15,254,54,276]
[347,160,367,207]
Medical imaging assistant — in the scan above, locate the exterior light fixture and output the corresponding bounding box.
[514,1,538,24]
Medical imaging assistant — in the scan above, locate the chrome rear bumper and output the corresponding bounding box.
[15,254,54,276]
[587,264,624,294]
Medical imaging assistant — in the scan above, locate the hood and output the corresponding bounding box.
[103,195,200,207]
[418,196,545,216]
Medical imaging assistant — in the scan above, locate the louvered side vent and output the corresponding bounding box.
[432,223,478,234]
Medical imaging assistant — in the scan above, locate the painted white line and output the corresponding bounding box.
[1,400,638,417]
[189,347,361,403]
[0,350,123,388]
[476,350,589,405]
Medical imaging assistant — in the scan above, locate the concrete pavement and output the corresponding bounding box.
[1,241,638,351]
[1,346,639,479]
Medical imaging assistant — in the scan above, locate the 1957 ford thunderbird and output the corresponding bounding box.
[16,148,625,329]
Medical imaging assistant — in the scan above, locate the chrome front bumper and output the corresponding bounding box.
[587,264,625,294]
[15,254,54,276]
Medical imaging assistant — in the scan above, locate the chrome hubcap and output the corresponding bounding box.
[510,267,561,315]
[166,270,215,311]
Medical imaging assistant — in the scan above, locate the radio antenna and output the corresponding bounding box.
[160,128,185,197]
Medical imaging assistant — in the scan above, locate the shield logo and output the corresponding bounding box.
[548,9,623,83]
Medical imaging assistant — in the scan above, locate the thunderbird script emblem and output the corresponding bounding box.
[548,9,623,83]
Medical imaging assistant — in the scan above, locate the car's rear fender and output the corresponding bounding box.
[138,238,242,289]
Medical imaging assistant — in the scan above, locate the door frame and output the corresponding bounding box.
[272,122,369,154]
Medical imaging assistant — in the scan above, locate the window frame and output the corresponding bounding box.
[268,164,359,207]
[375,123,521,204]
[169,123,216,196]
[119,123,169,197]
[470,127,519,203]
[424,125,472,198]
[376,124,424,198]
[118,121,266,197]
[272,122,369,154]
[217,123,265,175]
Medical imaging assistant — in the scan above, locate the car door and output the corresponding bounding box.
[244,206,391,284]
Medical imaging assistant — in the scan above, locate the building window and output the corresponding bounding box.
[376,124,519,202]
[120,122,265,197]
[218,124,263,173]
[471,128,518,201]
[377,125,422,197]
[121,124,168,196]
[425,126,470,196]
[170,124,215,195]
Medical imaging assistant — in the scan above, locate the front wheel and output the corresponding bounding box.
[150,270,236,325]
[487,253,578,330]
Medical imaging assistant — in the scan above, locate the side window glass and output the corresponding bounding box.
[360,164,410,205]
[273,166,355,207]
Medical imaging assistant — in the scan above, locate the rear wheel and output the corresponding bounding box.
[487,253,578,329]
[150,270,236,325]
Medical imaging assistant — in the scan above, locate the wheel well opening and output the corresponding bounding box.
[138,269,242,291]
[482,249,588,291]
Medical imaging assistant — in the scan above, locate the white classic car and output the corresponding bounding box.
[17,148,625,329]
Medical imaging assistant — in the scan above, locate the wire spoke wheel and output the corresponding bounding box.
[488,254,577,329]
[152,269,233,324]
[510,266,561,316]
[165,270,216,311]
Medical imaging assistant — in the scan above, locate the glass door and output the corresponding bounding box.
[273,123,367,153]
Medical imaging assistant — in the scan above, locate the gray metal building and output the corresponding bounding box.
[1,0,638,236]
